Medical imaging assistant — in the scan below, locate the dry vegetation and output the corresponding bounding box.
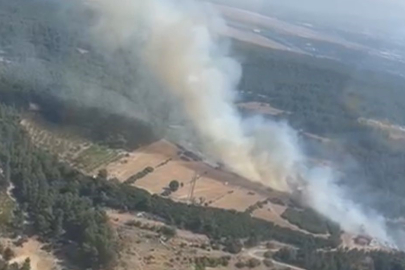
[359,117,405,140]
[237,102,287,116]
[0,238,60,270]
[18,115,389,270]
[213,3,363,50]
[105,140,275,212]
[219,26,296,52]
[340,233,392,252]
[109,210,278,270]
[21,115,336,238]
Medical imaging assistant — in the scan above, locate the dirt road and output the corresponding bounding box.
[246,247,306,270]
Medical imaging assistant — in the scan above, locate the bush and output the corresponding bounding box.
[20,258,31,270]
[246,258,261,268]
[224,239,243,254]
[281,207,329,235]
[3,248,14,261]
[124,167,154,185]
[169,180,180,192]
[263,259,273,267]
[235,261,245,268]
[264,251,272,258]
[159,226,176,238]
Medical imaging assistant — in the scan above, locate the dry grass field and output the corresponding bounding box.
[1,238,60,270]
[237,102,287,116]
[213,3,363,50]
[108,210,278,270]
[105,140,277,212]
[359,117,405,141]
[219,25,296,52]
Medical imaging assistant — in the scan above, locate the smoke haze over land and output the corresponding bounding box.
[89,0,396,245]
[1,0,404,250]
[210,0,405,32]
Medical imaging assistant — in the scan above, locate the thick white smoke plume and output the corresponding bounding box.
[91,0,393,244]
[92,0,300,191]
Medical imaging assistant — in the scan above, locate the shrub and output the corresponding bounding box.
[263,259,273,267]
[246,258,261,268]
[169,180,180,192]
[235,261,245,268]
[159,226,176,238]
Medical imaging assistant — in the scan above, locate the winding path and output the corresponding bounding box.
[245,247,306,270]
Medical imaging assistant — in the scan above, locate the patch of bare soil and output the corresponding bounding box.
[219,26,297,52]
[359,117,405,141]
[237,102,287,116]
[340,232,393,251]
[1,238,60,270]
[302,132,331,144]
[105,140,328,234]
[213,3,363,51]
[105,140,282,211]
[108,210,276,270]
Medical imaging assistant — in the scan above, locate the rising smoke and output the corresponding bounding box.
[88,0,396,245]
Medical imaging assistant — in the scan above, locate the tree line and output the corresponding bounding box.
[274,247,405,270]
[0,103,340,269]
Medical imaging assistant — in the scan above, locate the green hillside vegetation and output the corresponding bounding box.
[274,247,405,270]
[0,106,117,269]
[1,103,405,270]
[73,145,122,173]
[0,190,15,230]
[0,173,15,230]
[281,207,340,235]
[23,118,124,173]
[0,104,337,269]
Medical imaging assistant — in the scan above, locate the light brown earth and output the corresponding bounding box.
[108,210,277,270]
[219,26,298,52]
[1,238,60,270]
[302,132,331,144]
[104,139,334,241]
[213,3,364,51]
[237,102,287,116]
[105,140,279,212]
[340,232,393,251]
[359,117,405,140]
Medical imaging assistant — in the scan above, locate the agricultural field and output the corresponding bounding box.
[21,116,338,239]
[72,145,123,174]
[213,3,362,50]
[105,140,273,212]
[21,117,86,160]
[21,116,124,174]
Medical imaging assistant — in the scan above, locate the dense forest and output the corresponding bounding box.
[281,207,340,235]
[274,247,405,270]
